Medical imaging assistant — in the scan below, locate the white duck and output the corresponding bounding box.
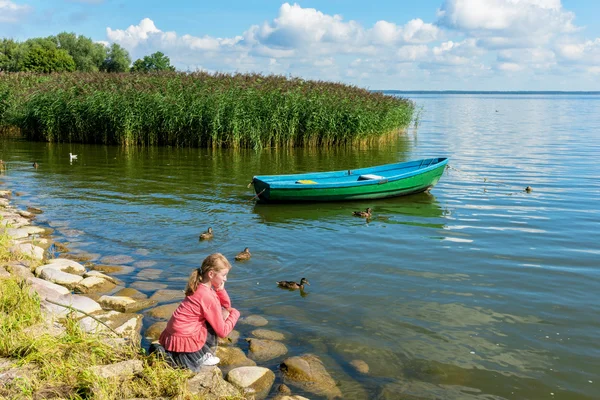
[69,153,78,161]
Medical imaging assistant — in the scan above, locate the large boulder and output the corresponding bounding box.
[145,303,180,320]
[27,276,71,301]
[186,366,243,399]
[97,295,157,313]
[246,338,288,362]
[280,354,342,399]
[41,294,103,319]
[75,276,117,294]
[39,268,83,290]
[227,366,275,400]
[144,321,167,341]
[239,315,269,327]
[216,346,256,375]
[251,329,285,341]
[36,259,86,275]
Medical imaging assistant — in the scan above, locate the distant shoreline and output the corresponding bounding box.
[379,90,600,95]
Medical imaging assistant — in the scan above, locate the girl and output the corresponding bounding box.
[158,253,240,370]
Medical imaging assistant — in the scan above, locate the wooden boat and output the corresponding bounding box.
[250,157,448,202]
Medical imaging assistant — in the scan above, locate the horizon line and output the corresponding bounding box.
[377,90,600,94]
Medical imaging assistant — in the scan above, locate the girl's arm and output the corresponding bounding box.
[204,297,240,338]
[215,287,232,309]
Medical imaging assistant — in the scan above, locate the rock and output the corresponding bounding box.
[186,366,243,399]
[92,265,133,275]
[130,281,168,291]
[18,237,52,250]
[97,295,157,313]
[100,255,135,264]
[0,189,11,197]
[350,359,369,374]
[17,209,35,219]
[216,346,256,375]
[27,206,43,214]
[149,289,185,303]
[145,302,180,320]
[239,314,269,327]
[144,321,167,340]
[135,268,162,280]
[247,338,288,362]
[0,265,10,279]
[27,276,71,301]
[11,242,44,260]
[5,262,34,279]
[133,260,157,268]
[39,268,84,290]
[227,366,275,400]
[218,330,240,346]
[114,287,148,299]
[88,360,143,380]
[83,270,121,285]
[251,329,285,341]
[280,354,342,399]
[76,276,117,294]
[41,294,103,319]
[38,258,86,275]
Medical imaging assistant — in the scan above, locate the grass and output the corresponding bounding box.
[0,71,414,149]
[0,228,239,399]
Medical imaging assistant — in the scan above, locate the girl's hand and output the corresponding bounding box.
[213,281,225,291]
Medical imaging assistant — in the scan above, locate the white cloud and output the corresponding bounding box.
[555,38,600,64]
[370,18,440,45]
[0,0,32,23]
[437,0,577,48]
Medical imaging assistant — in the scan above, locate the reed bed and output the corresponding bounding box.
[0,72,414,149]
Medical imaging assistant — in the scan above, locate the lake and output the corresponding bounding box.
[1,93,598,399]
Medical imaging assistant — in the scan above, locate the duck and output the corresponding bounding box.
[69,152,78,161]
[277,278,310,290]
[235,247,251,261]
[524,186,532,193]
[33,162,39,169]
[352,207,372,218]
[199,227,213,241]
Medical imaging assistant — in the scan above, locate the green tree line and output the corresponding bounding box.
[0,32,174,73]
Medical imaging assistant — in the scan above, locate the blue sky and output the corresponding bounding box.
[2,0,600,90]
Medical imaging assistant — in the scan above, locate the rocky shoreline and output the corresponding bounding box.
[0,188,348,399]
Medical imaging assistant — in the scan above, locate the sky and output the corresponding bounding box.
[1,0,600,90]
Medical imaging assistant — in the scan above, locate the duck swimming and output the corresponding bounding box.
[277,278,310,290]
[235,247,251,261]
[199,227,213,241]
[33,162,39,169]
[352,207,372,218]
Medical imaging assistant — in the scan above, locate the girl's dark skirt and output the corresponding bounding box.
[150,324,218,372]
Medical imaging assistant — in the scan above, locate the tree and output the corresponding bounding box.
[100,43,131,73]
[22,44,76,73]
[52,32,107,72]
[0,39,21,72]
[130,51,175,73]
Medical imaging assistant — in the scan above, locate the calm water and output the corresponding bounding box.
[1,94,599,399]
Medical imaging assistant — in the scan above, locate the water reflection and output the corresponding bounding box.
[252,192,446,225]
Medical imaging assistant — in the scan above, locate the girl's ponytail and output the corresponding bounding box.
[184,268,202,296]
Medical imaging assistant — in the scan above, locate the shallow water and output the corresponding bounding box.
[1,93,599,399]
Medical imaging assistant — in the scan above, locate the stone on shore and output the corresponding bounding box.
[280,354,342,399]
[27,276,71,301]
[88,360,143,380]
[93,264,133,275]
[98,295,157,313]
[5,262,34,280]
[37,258,86,275]
[216,346,256,375]
[130,281,168,291]
[186,366,243,399]
[42,293,103,319]
[84,270,121,285]
[247,338,288,362]
[76,276,117,294]
[227,366,275,400]
[39,268,84,290]
[11,242,44,260]
[0,265,10,278]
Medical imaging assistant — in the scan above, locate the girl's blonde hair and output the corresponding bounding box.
[185,253,232,296]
